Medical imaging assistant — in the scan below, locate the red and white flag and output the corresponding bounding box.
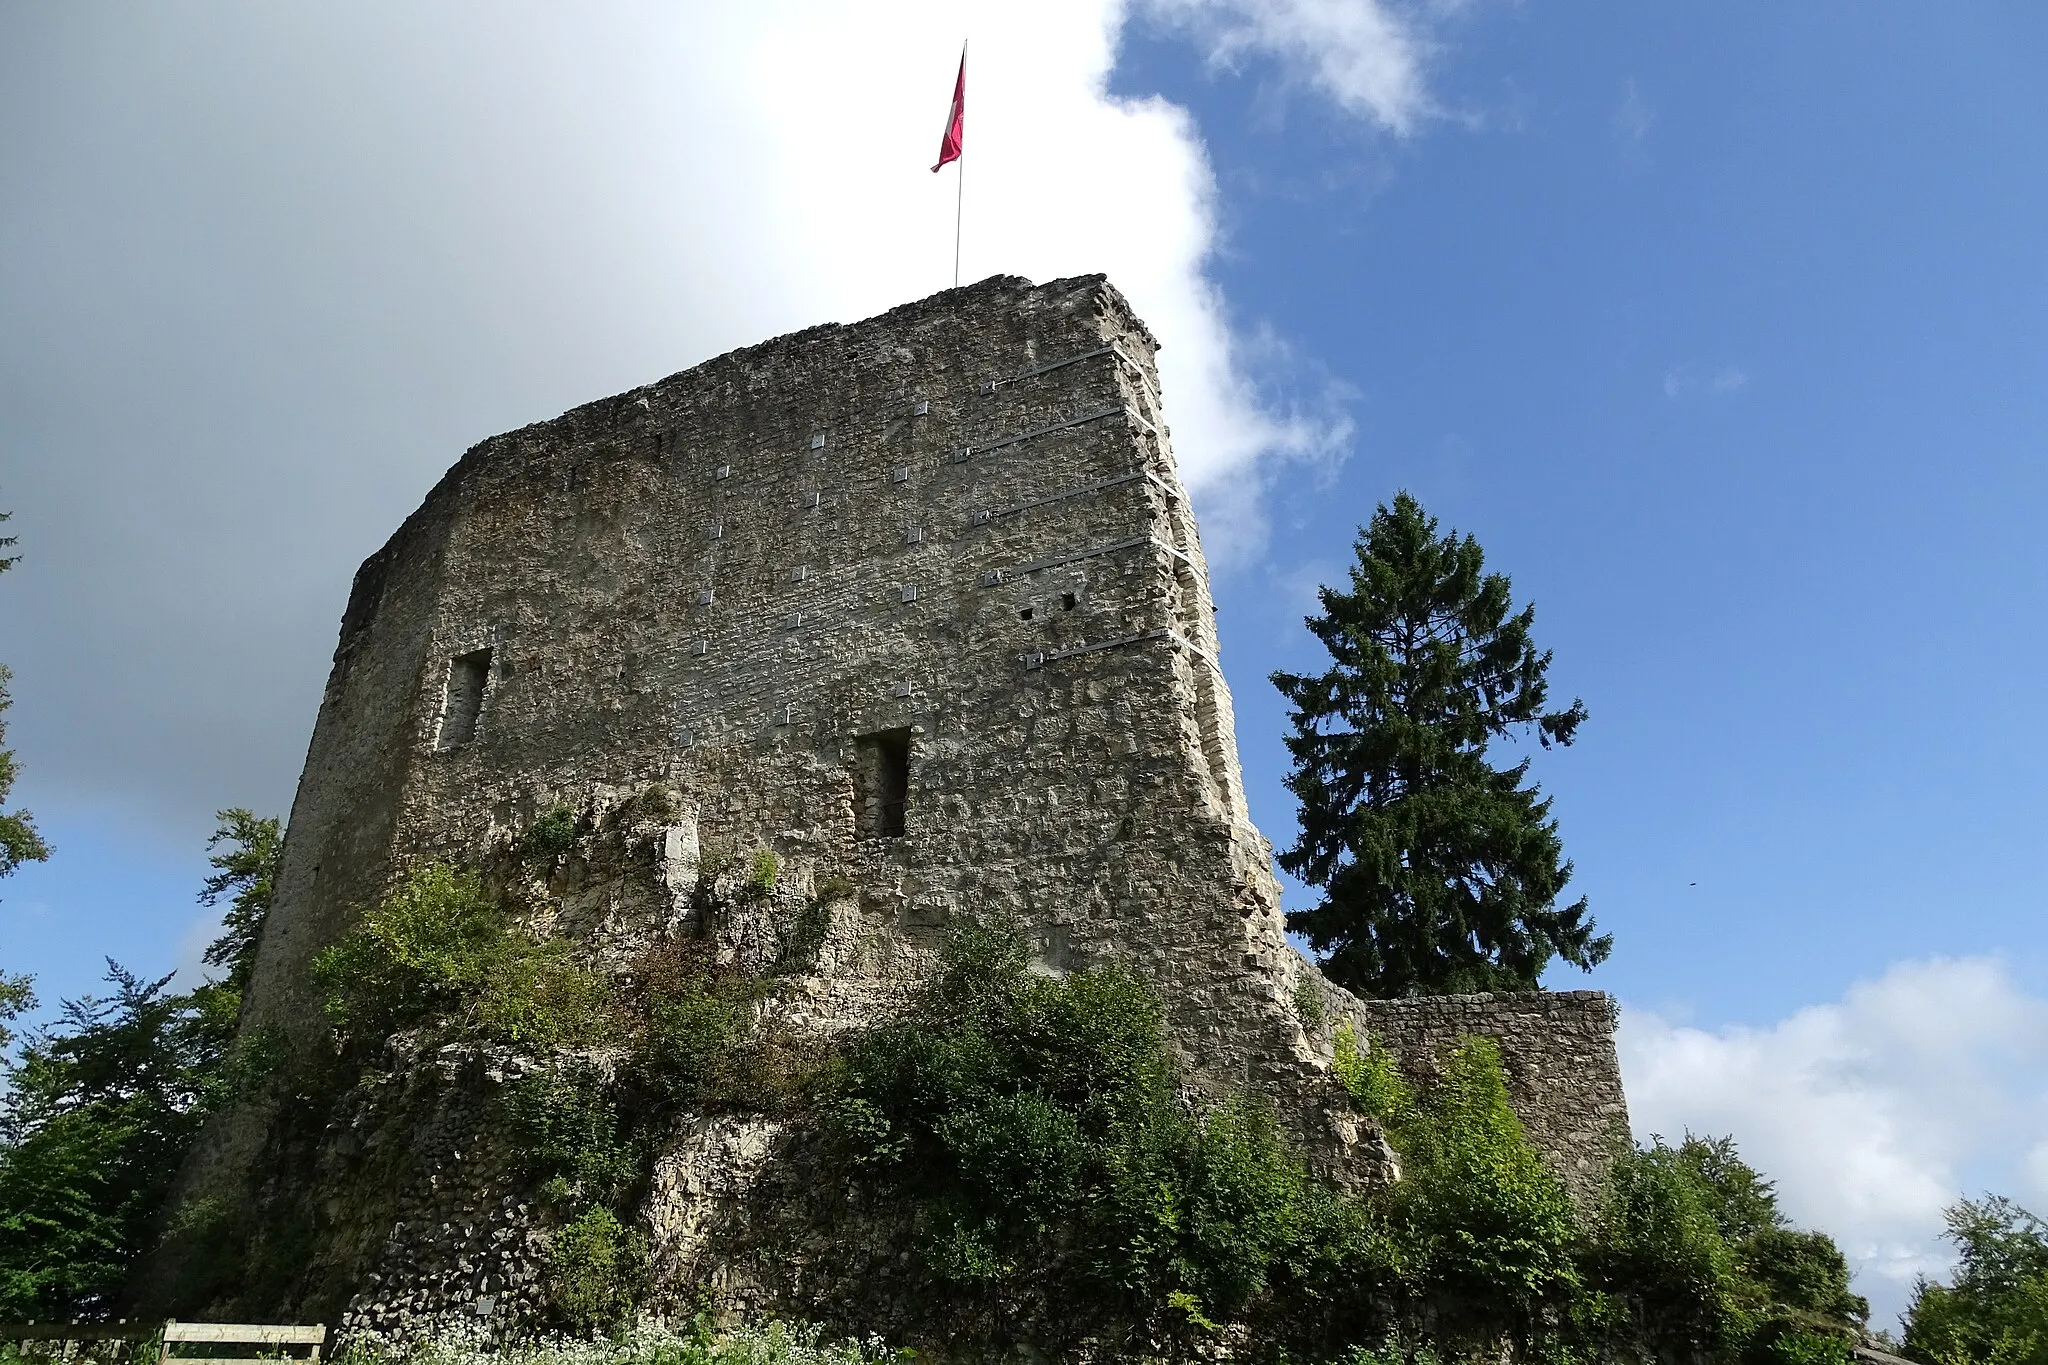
[931,49,965,172]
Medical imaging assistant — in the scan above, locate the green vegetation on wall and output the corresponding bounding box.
[302,826,817,1333]
[818,924,1868,1362]
[0,775,1889,1359]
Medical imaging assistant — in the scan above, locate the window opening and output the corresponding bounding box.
[854,728,911,838]
[1061,592,1077,611]
[1019,607,1035,621]
[436,648,491,750]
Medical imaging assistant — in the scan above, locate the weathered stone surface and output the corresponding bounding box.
[165,275,1628,1340]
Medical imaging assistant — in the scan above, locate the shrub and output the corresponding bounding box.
[640,972,765,1107]
[310,864,610,1049]
[1594,1138,1746,1359]
[1744,1227,1867,1326]
[543,1206,647,1335]
[746,849,780,899]
[1332,1021,1415,1132]
[506,1064,642,1204]
[1392,1037,1583,1346]
[824,920,1332,1347]
[525,806,580,861]
[774,898,832,975]
[1293,975,1328,1031]
[310,864,504,1038]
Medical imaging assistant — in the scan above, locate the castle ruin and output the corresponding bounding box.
[176,274,1626,1337]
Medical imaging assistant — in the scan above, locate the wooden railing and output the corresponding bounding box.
[159,1322,324,1365]
[0,1322,324,1365]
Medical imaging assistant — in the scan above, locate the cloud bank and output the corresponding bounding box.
[0,0,1430,839]
[1620,957,2048,1327]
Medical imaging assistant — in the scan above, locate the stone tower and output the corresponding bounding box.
[176,275,1625,1334]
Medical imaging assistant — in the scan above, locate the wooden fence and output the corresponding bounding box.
[0,1323,323,1365]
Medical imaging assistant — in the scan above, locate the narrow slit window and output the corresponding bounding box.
[854,727,911,838]
[436,648,491,750]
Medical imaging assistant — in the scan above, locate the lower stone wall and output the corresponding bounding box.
[1332,988,1629,1211]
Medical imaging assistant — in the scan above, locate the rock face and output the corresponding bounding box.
[169,274,1628,1337]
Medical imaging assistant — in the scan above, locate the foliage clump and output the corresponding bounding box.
[820,929,1872,1363]
[524,805,581,861]
[823,920,1339,1351]
[1904,1195,2048,1365]
[543,1206,648,1336]
[0,811,280,1318]
[339,1319,894,1365]
[310,863,609,1050]
[1591,1134,1868,1365]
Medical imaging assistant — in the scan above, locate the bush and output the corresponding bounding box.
[310,864,611,1049]
[1590,1134,1872,1365]
[543,1206,647,1335]
[1904,1196,2048,1365]
[824,920,1339,1348]
[1595,1139,1747,1358]
[1744,1227,1867,1326]
[506,1064,642,1205]
[1332,1021,1415,1131]
[1384,1037,1583,1348]
[524,806,580,861]
[640,972,766,1107]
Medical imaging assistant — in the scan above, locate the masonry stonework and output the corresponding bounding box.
[175,275,1628,1337]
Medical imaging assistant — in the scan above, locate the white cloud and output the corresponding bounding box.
[1620,958,2048,1327]
[1136,0,1432,133]
[0,0,1414,831]
[1613,78,1653,153]
[1662,364,1749,398]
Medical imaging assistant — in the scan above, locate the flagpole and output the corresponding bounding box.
[953,39,967,289]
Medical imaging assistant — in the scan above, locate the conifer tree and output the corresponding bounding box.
[1272,492,1607,997]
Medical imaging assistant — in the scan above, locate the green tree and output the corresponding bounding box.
[0,973,32,1053]
[0,964,235,1316]
[0,500,51,884]
[0,815,279,1318]
[1904,1196,2048,1365]
[198,808,281,993]
[1592,1134,1867,1363]
[1271,491,1607,997]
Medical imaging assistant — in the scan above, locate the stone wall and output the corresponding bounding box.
[1336,989,1629,1211]
[162,274,1629,1336]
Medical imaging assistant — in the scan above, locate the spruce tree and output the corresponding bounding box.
[1272,492,1607,997]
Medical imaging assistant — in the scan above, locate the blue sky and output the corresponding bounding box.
[1120,4,2048,1020]
[3,0,2045,1323]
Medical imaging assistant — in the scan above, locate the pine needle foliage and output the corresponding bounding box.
[1271,491,1607,997]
